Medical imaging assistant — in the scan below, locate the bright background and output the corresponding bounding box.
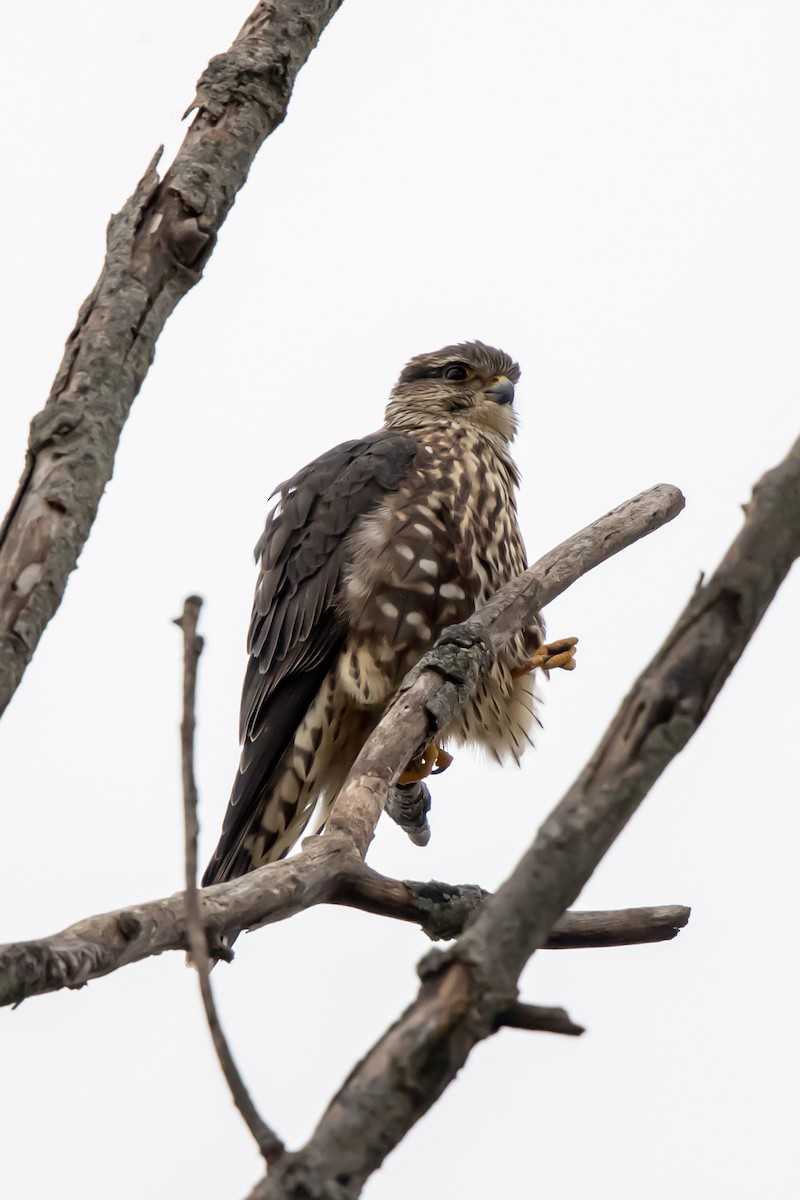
[1,3,798,1198]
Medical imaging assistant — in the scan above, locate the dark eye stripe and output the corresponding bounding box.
[401,364,440,382]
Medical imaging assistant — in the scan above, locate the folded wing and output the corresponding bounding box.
[202,431,418,885]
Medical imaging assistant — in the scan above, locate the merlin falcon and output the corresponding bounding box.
[203,342,576,886]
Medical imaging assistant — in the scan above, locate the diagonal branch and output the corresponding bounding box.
[327,481,685,856]
[456,434,800,995]
[0,0,344,720]
[250,434,800,1200]
[0,483,685,1007]
[175,596,285,1166]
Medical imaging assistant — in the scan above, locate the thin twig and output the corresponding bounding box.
[174,595,284,1167]
[495,1002,585,1037]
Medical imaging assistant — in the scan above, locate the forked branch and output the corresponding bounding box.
[0,483,685,1008]
[250,435,800,1200]
[0,862,690,1008]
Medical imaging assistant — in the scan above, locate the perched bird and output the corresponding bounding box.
[202,342,576,886]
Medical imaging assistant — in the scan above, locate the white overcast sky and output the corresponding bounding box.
[1,3,799,1198]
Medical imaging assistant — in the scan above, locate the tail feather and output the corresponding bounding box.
[202,663,333,887]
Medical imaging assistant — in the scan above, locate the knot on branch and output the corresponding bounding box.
[116,911,142,942]
[418,935,519,1022]
[250,1154,351,1200]
[412,622,494,691]
[411,881,486,942]
[167,211,214,270]
[191,46,293,126]
[131,193,216,292]
[29,400,85,454]
[411,623,495,728]
[416,947,518,1042]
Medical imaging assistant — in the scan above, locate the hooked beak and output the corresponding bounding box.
[484,375,515,406]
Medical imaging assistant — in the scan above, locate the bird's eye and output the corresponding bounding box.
[442,363,471,382]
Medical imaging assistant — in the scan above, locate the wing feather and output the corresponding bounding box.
[203,430,418,885]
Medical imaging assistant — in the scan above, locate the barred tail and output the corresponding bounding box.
[202,669,335,886]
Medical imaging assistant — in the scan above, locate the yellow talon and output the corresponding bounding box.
[432,747,453,775]
[399,743,453,785]
[514,636,579,677]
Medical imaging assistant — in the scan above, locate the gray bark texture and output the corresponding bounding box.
[1,7,795,1197]
[247,434,800,1200]
[0,483,685,1008]
[0,0,343,718]
[0,853,689,1007]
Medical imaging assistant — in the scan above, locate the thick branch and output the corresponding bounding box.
[0,486,686,1007]
[0,0,343,719]
[252,436,800,1200]
[0,838,347,1008]
[175,596,284,1166]
[0,838,685,1007]
[456,434,800,994]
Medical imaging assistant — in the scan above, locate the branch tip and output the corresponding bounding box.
[497,1002,585,1037]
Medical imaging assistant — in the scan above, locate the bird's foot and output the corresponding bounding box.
[386,779,432,846]
[399,742,454,785]
[514,636,579,677]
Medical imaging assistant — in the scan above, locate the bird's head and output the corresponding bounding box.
[384,341,521,442]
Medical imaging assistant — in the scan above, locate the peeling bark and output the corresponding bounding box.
[0,0,344,717]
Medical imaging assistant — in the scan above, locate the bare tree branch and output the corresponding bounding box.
[496,1003,585,1037]
[539,903,690,949]
[0,0,344,720]
[0,840,342,1008]
[0,842,689,1008]
[250,434,800,1200]
[454,433,800,995]
[332,872,690,947]
[174,596,285,1166]
[327,482,685,856]
[176,597,205,926]
[0,483,685,1007]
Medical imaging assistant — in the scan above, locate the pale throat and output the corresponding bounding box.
[383,397,517,448]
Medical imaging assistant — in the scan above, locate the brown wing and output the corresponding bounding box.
[202,431,418,886]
